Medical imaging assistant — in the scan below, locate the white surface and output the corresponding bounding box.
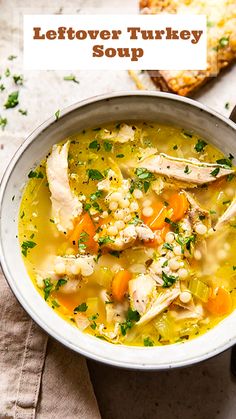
[0,0,236,418]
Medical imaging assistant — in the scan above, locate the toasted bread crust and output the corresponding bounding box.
[140,0,236,96]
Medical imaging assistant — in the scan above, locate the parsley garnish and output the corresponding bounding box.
[51,299,60,308]
[43,278,53,300]
[143,337,154,347]
[195,139,207,152]
[87,169,104,181]
[216,158,232,168]
[210,167,220,177]
[55,109,60,121]
[78,231,89,250]
[120,309,140,336]
[63,74,79,84]
[5,68,10,77]
[28,170,44,179]
[104,141,113,152]
[163,243,173,251]
[0,84,5,91]
[219,36,229,48]
[90,190,103,201]
[116,154,124,158]
[184,165,191,174]
[162,271,177,288]
[21,240,36,257]
[225,102,230,110]
[0,116,7,130]
[4,91,19,109]
[8,55,17,60]
[55,278,67,291]
[89,140,100,151]
[13,74,23,85]
[176,234,195,253]
[18,109,27,116]
[135,167,153,180]
[74,302,88,313]
[98,236,114,246]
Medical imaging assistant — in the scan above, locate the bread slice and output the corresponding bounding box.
[140,0,236,96]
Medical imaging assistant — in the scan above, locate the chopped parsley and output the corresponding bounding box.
[233,266,236,271]
[0,84,5,91]
[162,271,177,288]
[78,231,89,251]
[89,140,100,151]
[4,91,19,109]
[135,167,153,180]
[120,309,140,336]
[184,165,191,174]
[0,116,7,130]
[18,109,27,116]
[8,55,17,60]
[28,170,44,179]
[87,169,104,181]
[195,139,207,153]
[163,243,173,251]
[173,145,178,150]
[74,302,88,313]
[219,36,229,48]
[63,74,79,84]
[216,158,232,168]
[116,154,124,158]
[51,299,60,308]
[5,68,10,77]
[109,250,121,258]
[225,102,230,110]
[210,167,220,177]
[55,109,60,120]
[143,337,154,347]
[21,240,36,257]
[104,141,113,152]
[43,278,53,300]
[13,74,23,85]
[176,234,195,253]
[98,236,114,246]
[90,190,103,201]
[55,278,67,291]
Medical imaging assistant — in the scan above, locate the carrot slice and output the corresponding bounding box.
[69,212,98,252]
[169,192,189,222]
[143,201,167,231]
[206,287,232,316]
[112,270,132,302]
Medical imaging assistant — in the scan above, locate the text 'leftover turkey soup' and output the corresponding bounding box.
[18,122,236,346]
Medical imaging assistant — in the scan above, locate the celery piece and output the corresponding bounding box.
[154,313,173,341]
[86,297,99,316]
[95,266,113,289]
[188,278,209,302]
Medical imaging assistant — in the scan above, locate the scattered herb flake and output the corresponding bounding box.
[162,271,177,288]
[116,154,124,158]
[74,302,88,313]
[143,337,154,347]
[195,139,207,153]
[63,74,79,84]
[104,141,113,152]
[55,278,67,291]
[28,170,44,179]
[4,91,19,109]
[43,278,53,300]
[98,236,114,246]
[55,109,60,120]
[225,102,230,110]
[0,116,7,130]
[8,55,17,60]
[5,68,10,77]
[210,167,220,177]
[87,169,104,181]
[18,109,27,116]
[13,74,23,85]
[219,36,229,48]
[89,140,100,151]
[21,240,36,257]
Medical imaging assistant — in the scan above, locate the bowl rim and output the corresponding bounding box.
[1,90,236,370]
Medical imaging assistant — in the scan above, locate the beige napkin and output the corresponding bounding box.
[0,269,101,419]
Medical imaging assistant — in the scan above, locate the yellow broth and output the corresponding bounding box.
[18,122,236,346]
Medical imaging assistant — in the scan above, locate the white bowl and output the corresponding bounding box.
[1,91,236,369]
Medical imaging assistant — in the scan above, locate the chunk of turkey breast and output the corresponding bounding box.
[129,274,157,315]
[98,123,136,143]
[137,284,180,326]
[136,153,233,185]
[46,141,82,233]
[214,197,236,231]
[104,223,154,251]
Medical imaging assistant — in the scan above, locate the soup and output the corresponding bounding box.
[18,122,236,346]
